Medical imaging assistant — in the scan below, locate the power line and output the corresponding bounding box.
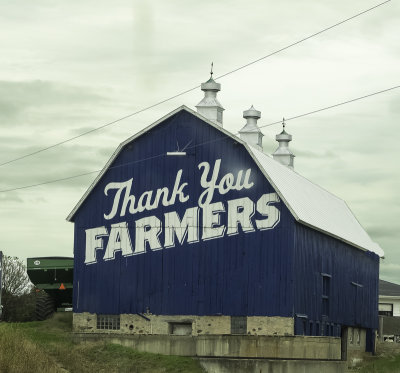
[258,85,400,129]
[0,153,166,193]
[0,0,391,168]
[215,0,391,81]
[0,84,398,194]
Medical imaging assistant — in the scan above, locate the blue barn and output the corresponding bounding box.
[67,76,383,355]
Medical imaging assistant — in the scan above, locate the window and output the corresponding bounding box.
[96,314,120,330]
[321,273,331,317]
[169,322,192,335]
[231,316,247,335]
[217,110,223,123]
[379,303,393,317]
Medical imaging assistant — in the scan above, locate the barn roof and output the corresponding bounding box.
[379,280,400,296]
[67,106,383,257]
[247,145,383,257]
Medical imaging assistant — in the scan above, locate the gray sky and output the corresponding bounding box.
[0,0,399,282]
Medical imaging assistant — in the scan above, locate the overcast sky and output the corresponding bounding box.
[0,0,399,282]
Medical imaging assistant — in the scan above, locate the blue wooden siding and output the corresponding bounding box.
[72,110,295,316]
[293,223,379,335]
[71,108,379,334]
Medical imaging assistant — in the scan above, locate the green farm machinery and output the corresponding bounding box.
[27,257,73,320]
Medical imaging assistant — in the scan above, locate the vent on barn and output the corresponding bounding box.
[96,315,120,330]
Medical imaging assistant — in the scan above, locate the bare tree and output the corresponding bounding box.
[1,255,31,296]
[1,255,34,321]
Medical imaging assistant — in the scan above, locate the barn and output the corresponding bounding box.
[67,75,383,357]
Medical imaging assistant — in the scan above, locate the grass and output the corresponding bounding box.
[7,314,400,373]
[0,324,60,372]
[349,352,400,373]
[0,313,205,373]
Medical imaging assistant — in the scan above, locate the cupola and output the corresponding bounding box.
[239,105,263,151]
[272,118,295,169]
[196,64,224,126]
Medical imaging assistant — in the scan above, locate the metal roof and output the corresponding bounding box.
[247,145,384,257]
[379,280,400,296]
[67,106,383,257]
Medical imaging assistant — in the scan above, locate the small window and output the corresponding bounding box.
[97,314,120,330]
[169,322,192,335]
[379,303,393,317]
[231,316,247,335]
[217,110,223,123]
[322,274,330,317]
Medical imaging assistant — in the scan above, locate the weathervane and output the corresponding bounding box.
[282,117,286,130]
[210,62,214,78]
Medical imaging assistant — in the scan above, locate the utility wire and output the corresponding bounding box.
[0,0,391,168]
[258,85,400,129]
[0,84,398,194]
[0,153,167,193]
[215,0,391,81]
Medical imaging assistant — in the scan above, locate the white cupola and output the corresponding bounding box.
[196,64,224,126]
[239,105,263,151]
[272,118,295,169]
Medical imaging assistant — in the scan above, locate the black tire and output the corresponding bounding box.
[35,291,55,321]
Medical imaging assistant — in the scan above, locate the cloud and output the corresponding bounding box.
[0,80,106,120]
[0,0,398,271]
[0,191,23,203]
[0,145,103,191]
[380,263,400,284]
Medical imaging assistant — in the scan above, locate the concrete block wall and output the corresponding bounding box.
[347,327,366,351]
[346,327,368,368]
[73,312,294,336]
[198,358,347,373]
[73,333,342,360]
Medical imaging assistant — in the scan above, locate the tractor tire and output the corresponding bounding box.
[35,292,55,321]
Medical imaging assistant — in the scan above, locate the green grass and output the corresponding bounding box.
[0,313,205,373]
[0,324,61,372]
[350,352,400,373]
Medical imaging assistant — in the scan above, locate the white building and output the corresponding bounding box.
[379,280,400,317]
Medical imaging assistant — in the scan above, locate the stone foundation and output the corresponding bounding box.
[73,312,294,336]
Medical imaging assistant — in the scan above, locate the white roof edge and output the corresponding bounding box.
[297,219,370,255]
[66,105,243,222]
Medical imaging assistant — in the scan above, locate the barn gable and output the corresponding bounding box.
[71,107,296,316]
